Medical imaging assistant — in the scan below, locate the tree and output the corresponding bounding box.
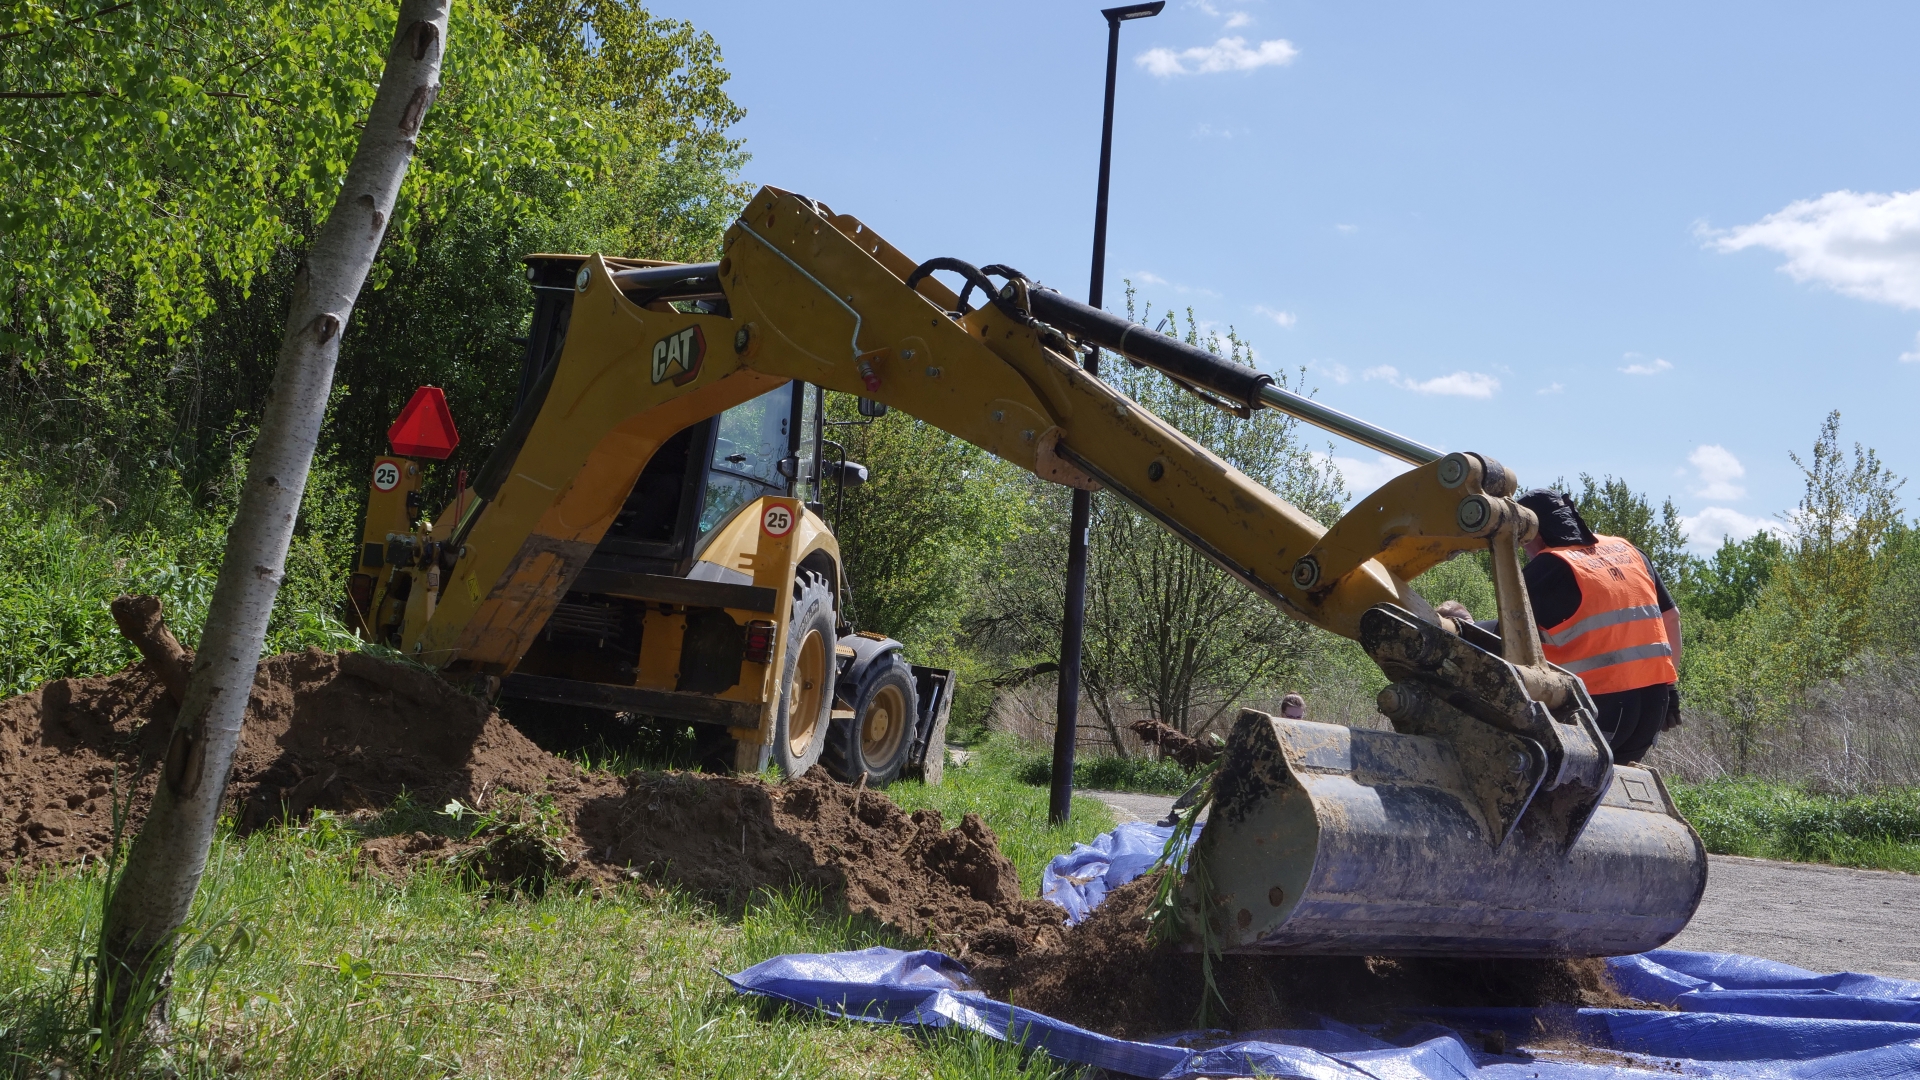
[823,391,1028,656]
[92,0,448,1038]
[1772,410,1904,669]
[1683,531,1782,622]
[971,291,1345,748]
[1681,412,1907,771]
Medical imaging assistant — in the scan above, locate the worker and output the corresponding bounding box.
[1435,489,1680,764]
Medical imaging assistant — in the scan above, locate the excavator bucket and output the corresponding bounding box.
[1179,605,1708,957]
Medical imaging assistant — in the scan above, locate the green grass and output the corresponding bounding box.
[0,463,362,699]
[1671,778,1920,873]
[970,734,1197,797]
[0,768,1113,1079]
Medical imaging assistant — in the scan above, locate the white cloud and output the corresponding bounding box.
[1538,381,1564,395]
[1335,223,1358,233]
[1138,36,1298,77]
[1315,452,1414,500]
[1364,364,1500,398]
[1254,304,1297,328]
[1191,0,1253,27]
[1619,354,1672,376]
[1682,507,1773,554]
[1316,361,1351,385]
[1901,331,1920,363]
[1707,189,1920,310]
[1688,444,1746,501]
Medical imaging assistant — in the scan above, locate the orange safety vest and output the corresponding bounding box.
[1535,534,1677,695]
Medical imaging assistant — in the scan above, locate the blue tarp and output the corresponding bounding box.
[730,823,1920,1078]
[729,946,1920,1078]
[1039,820,1192,925]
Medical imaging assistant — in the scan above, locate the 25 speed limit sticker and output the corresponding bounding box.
[761,503,795,537]
[371,460,402,492]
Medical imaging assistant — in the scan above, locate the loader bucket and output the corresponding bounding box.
[1182,707,1708,957]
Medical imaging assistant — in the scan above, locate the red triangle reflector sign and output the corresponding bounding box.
[388,386,460,460]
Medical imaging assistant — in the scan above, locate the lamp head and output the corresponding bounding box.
[1102,1,1165,22]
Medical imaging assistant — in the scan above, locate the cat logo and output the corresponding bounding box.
[651,326,706,386]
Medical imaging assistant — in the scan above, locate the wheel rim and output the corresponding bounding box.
[861,683,908,766]
[787,629,827,759]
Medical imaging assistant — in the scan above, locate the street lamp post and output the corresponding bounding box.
[1051,0,1165,827]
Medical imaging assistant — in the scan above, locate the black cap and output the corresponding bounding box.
[1516,488,1597,547]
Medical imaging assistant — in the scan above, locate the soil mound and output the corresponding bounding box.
[0,649,602,879]
[970,874,1637,1041]
[0,650,1062,959]
[576,770,1065,957]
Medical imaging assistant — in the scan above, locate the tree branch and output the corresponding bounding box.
[0,1,134,43]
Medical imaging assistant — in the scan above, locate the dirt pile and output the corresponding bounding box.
[0,649,606,879]
[575,770,1065,956]
[0,650,1062,959]
[969,874,1637,1041]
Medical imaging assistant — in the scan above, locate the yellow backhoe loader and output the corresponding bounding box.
[346,185,1707,958]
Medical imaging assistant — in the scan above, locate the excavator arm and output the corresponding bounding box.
[364,185,1705,957]
[412,186,1517,667]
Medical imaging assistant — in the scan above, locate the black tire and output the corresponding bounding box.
[824,652,919,786]
[737,571,836,777]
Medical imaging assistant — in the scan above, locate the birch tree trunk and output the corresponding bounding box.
[94,0,449,1033]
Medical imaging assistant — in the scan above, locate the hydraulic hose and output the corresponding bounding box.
[1025,288,1440,466]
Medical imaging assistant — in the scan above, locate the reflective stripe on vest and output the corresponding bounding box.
[1536,535,1678,695]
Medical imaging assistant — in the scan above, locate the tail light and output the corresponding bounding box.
[744,620,777,664]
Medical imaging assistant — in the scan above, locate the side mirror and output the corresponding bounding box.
[857,397,888,418]
[833,461,869,488]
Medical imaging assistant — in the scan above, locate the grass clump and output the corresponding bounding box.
[1672,778,1920,873]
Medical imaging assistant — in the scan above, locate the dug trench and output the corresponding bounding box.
[0,646,1636,1040]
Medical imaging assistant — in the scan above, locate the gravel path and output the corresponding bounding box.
[1078,788,1920,980]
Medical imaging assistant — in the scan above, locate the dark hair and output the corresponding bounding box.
[1516,488,1597,547]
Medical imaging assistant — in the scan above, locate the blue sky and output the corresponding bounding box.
[649,1,1920,552]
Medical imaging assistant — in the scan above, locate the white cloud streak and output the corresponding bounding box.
[1254,304,1297,328]
[1537,381,1564,395]
[1688,444,1746,501]
[1138,36,1298,77]
[1901,331,1920,363]
[1316,361,1351,385]
[1364,365,1499,398]
[1620,355,1672,376]
[1707,189,1920,310]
